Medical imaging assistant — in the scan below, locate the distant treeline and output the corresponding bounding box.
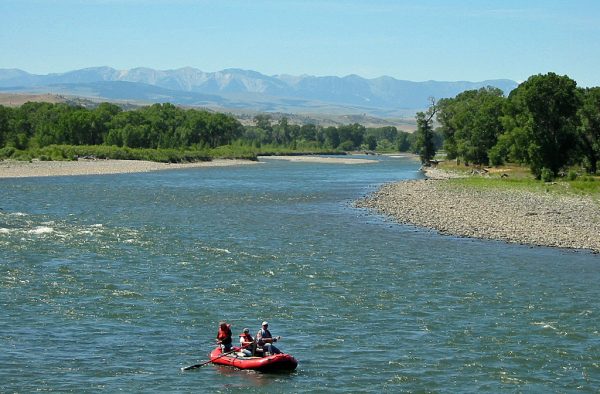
[5,71,594,180]
[416,72,600,179]
[0,102,427,162]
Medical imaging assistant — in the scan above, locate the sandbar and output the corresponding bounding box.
[260,155,377,164]
[0,159,257,178]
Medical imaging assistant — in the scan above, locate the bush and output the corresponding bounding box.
[540,167,554,182]
[567,170,578,181]
[0,146,16,159]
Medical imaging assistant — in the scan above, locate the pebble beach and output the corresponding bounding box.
[0,155,378,179]
[357,168,600,253]
[0,158,258,178]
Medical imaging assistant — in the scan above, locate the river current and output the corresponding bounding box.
[1,156,598,392]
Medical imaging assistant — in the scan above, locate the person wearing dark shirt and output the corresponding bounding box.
[217,321,233,352]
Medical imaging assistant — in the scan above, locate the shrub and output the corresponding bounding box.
[540,167,554,182]
[0,146,16,159]
[567,170,578,181]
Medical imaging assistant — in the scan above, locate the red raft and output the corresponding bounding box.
[209,347,298,372]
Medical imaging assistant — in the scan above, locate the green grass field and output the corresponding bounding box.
[437,161,600,199]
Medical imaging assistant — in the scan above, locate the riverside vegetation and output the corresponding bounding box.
[359,72,600,253]
[414,72,600,182]
[1,72,597,188]
[0,102,419,163]
[3,71,595,182]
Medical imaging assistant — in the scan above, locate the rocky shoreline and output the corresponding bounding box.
[356,169,600,253]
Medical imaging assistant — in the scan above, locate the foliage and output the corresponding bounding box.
[414,99,438,164]
[0,144,212,163]
[540,167,554,182]
[497,73,581,178]
[4,69,600,178]
[578,87,600,174]
[436,87,505,165]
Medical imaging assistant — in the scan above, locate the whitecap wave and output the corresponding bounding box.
[532,321,557,330]
[200,246,231,254]
[27,226,54,235]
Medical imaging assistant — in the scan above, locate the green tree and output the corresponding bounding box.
[0,105,13,148]
[414,98,437,164]
[436,87,505,165]
[324,126,340,149]
[395,131,412,152]
[365,135,377,150]
[499,73,581,177]
[578,87,600,174]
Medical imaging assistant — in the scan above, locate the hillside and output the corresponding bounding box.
[0,67,517,119]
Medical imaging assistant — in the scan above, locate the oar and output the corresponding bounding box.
[181,343,251,371]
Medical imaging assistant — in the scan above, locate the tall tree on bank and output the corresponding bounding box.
[415,98,437,165]
[506,73,580,177]
[578,87,600,174]
[437,87,505,165]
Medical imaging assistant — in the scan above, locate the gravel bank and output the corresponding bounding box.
[356,170,600,253]
[260,155,377,164]
[0,159,257,178]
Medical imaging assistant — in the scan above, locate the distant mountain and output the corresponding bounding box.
[0,67,518,117]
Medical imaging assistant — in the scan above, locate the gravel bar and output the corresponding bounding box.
[356,169,600,253]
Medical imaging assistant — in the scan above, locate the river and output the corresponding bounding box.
[1,155,598,392]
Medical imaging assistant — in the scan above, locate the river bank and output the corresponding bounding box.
[0,155,383,178]
[0,158,258,178]
[356,168,600,253]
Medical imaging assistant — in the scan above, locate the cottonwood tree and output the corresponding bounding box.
[578,87,600,174]
[415,97,437,165]
[437,87,505,165]
[499,73,580,178]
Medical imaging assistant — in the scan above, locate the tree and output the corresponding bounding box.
[396,131,412,152]
[0,105,13,148]
[499,73,581,178]
[414,98,437,164]
[436,87,505,165]
[323,126,340,149]
[365,135,377,150]
[578,87,600,174]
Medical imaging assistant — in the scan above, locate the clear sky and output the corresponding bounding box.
[2,0,599,86]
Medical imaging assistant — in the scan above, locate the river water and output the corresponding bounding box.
[1,156,598,392]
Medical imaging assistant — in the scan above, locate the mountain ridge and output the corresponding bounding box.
[0,67,518,117]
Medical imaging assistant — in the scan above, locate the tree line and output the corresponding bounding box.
[0,102,426,160]
[7,71,593,178]
[415,72,600,179]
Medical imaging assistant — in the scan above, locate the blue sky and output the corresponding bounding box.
[2,0,599,86]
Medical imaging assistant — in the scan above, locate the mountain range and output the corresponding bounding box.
[0,67,518,118]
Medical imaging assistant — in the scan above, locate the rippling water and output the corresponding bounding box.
[1,156,599,392]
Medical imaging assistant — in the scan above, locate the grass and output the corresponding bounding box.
[436,161,600,199]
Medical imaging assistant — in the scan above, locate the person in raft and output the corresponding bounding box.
[217,321,233,352]
[239,328,256,356]
[256,321,281,355]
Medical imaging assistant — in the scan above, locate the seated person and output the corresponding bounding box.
[256,321,281,355]
[239,328,256,356]
[216,321,232,352]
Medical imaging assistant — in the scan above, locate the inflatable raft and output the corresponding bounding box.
[209,347,298,372]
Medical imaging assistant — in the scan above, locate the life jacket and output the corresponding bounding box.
[239,333,253,344]
[217,324,232,344]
